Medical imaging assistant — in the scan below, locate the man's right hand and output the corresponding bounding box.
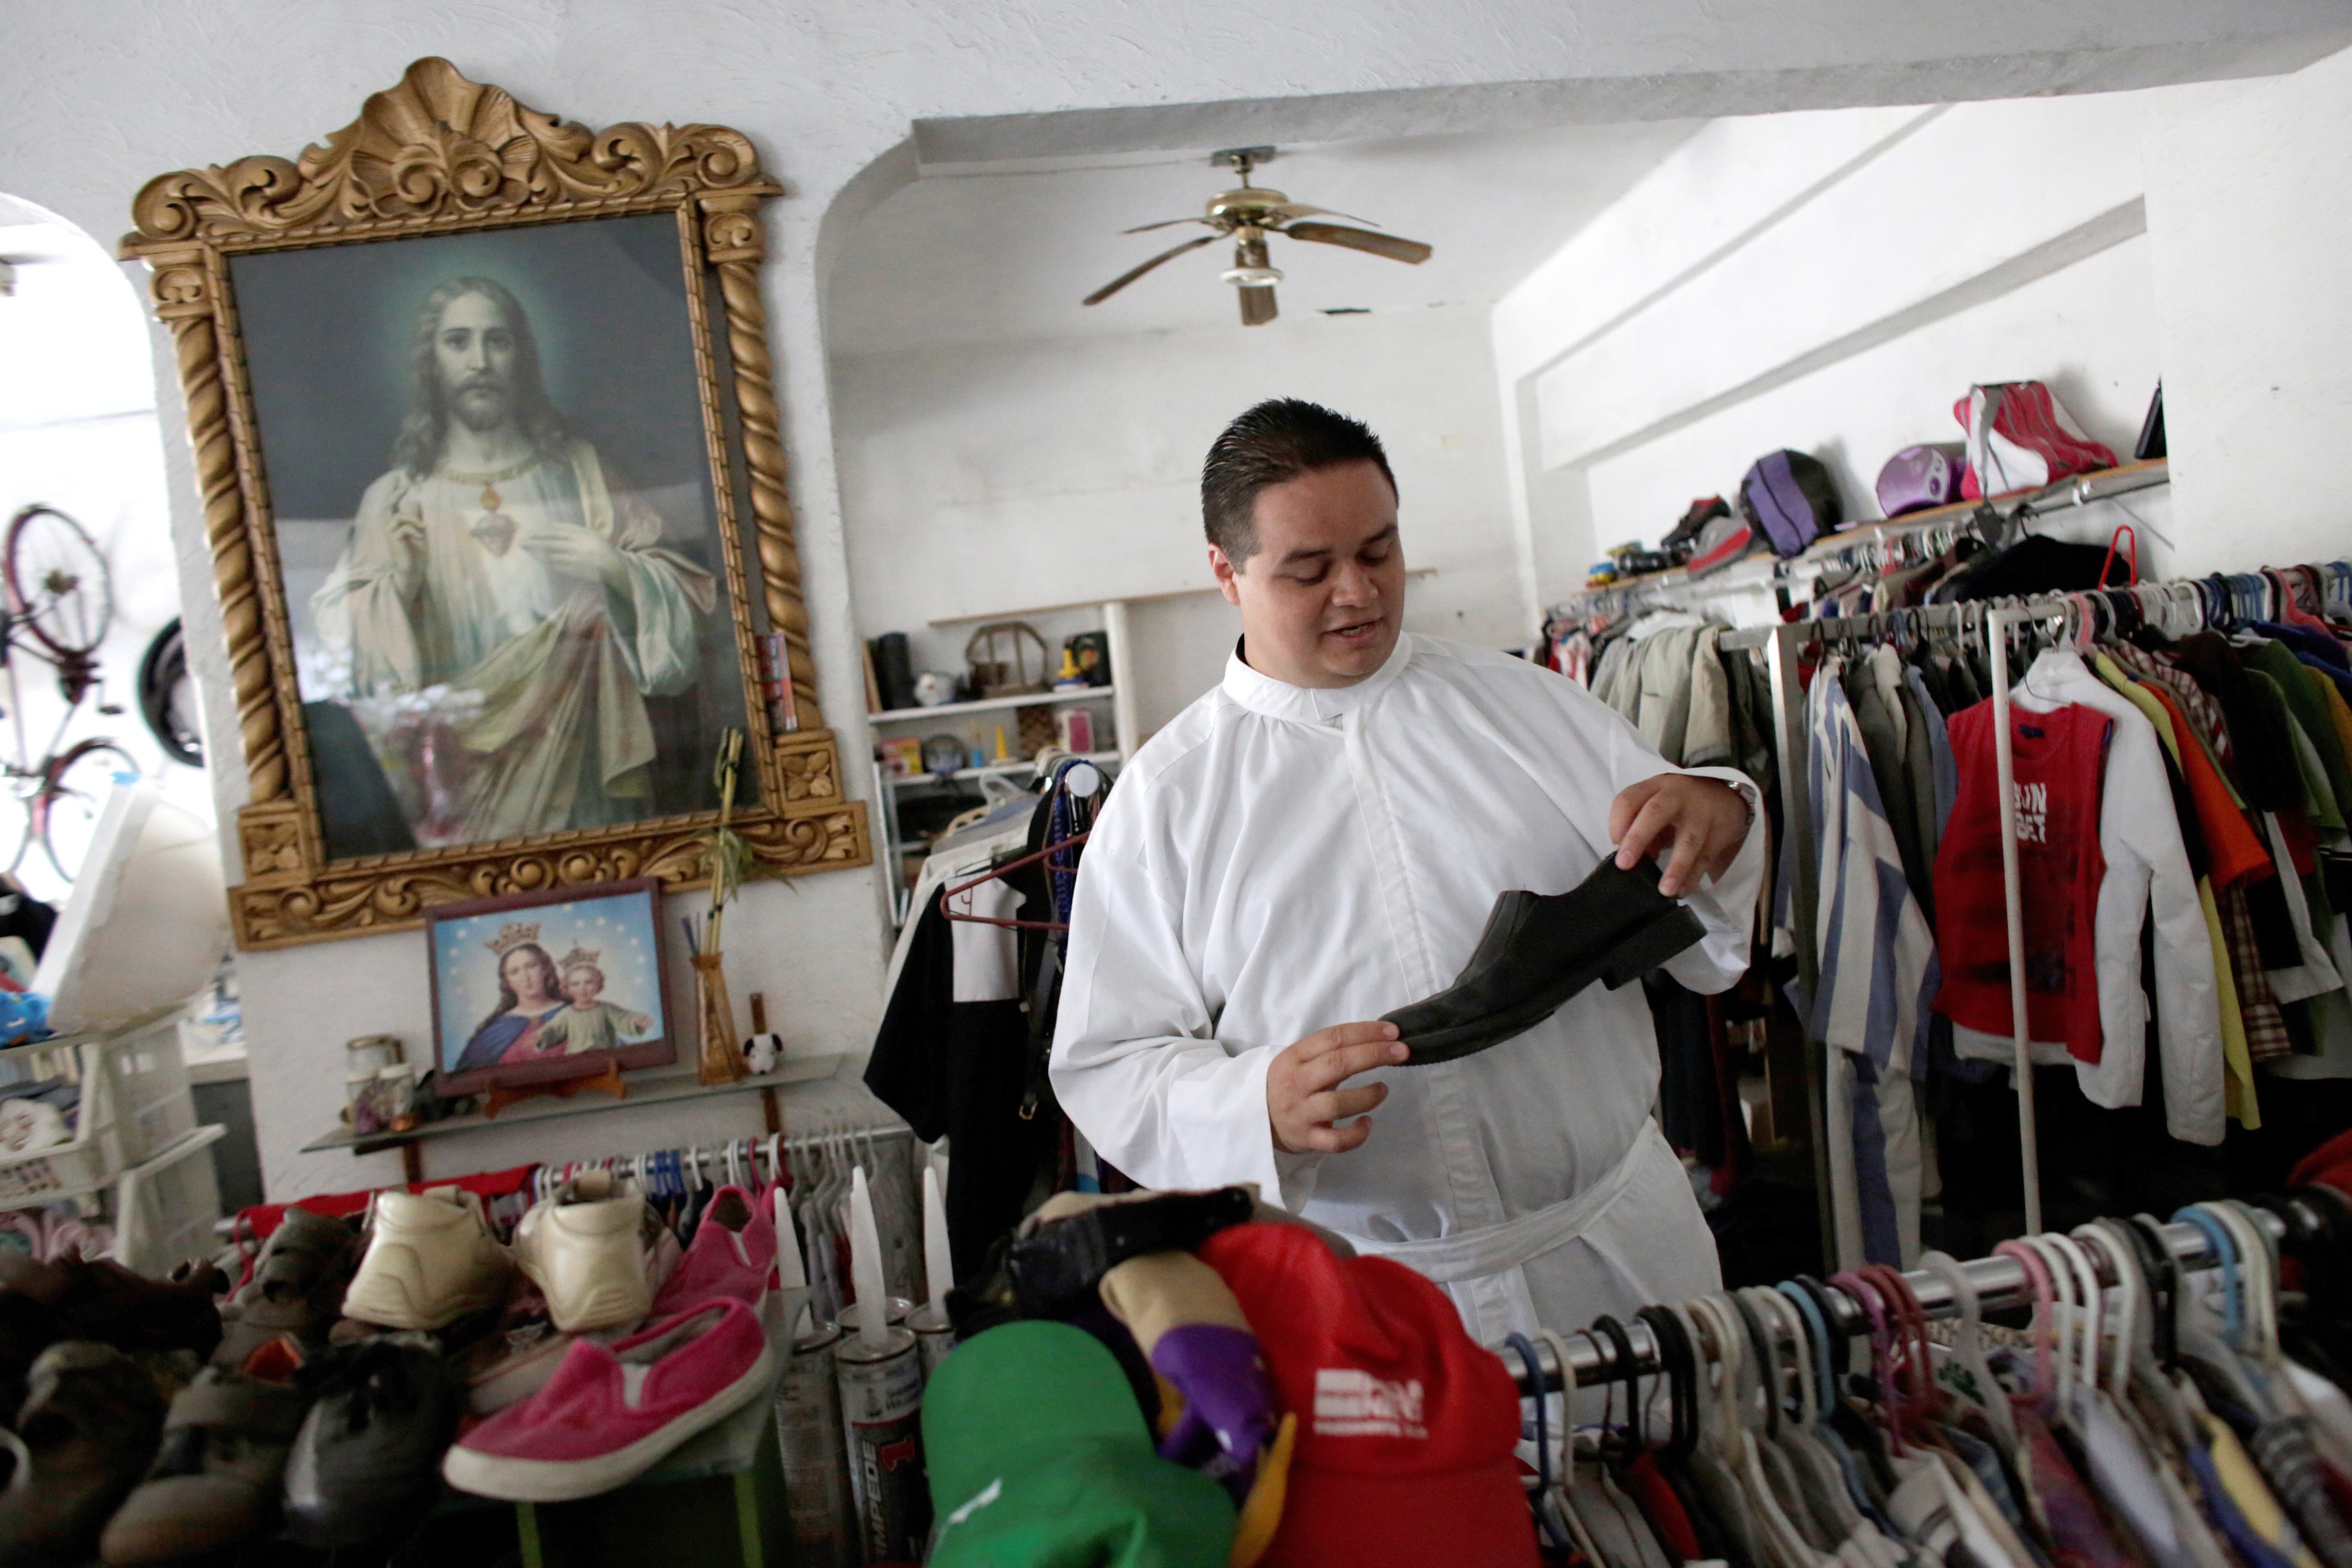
[1267,1021,1406,1156]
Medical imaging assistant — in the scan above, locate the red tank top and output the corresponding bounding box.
[1933,700,2111,1063]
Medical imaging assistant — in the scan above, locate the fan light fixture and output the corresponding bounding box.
[1082,147,1433,326]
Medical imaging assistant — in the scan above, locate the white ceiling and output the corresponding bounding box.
[824,119,1705,359]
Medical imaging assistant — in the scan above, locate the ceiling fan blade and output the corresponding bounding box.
[1239,284,1278,326]
[1082,233,1219,305]
[1284,222,1433,265]
[1271,204,1375,225]
[1121,216,1219,234]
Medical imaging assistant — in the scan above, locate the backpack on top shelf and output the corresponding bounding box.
[1738,449,1843,557]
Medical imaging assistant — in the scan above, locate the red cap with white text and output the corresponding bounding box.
[1197,1223,1538,1568]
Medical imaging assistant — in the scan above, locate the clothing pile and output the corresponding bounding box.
[0,1166,793,1565]
[926,1186,1543,1567]
[1517,1189,2352,1568]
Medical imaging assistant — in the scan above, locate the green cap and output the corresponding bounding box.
[924,1321,1234,1567]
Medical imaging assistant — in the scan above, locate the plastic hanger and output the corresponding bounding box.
[1917,1251,2017,1446]
[2173,1204,2245,1350]
[1830,1269,1904,1452]
[2021,1235,2080,1418]
[2073,1223,2138,1399]
[1992,1238,2058,1412]
[2211,1203,2280,1370]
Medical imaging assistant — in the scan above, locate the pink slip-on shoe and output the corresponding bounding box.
[439,1299,773,1501]
[648,1186,775,1315]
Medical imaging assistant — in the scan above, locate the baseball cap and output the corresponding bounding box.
[1198,1223,1539,1568]
[922,1320,1235,1567]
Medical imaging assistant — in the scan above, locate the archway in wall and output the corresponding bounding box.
[0,193,199,906]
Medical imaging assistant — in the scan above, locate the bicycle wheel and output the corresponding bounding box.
[6,506,113,660]
[137,619,202,767]
[34,739,140,886]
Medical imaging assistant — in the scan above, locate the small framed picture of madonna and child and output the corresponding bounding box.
[426,877,676,1097]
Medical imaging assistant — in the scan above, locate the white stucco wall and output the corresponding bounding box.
[1494,91,2183,616]
[1495,47,2352,620]
[5,1,2349,1199]
[833,304,1519,743]
[2147,45,2352,577]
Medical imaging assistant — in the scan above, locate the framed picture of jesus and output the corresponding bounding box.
[426,876,675,1097]
[122,57,869,950]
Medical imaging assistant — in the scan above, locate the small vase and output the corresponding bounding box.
[691,951,745,1086]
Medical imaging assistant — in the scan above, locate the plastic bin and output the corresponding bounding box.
[94,1011,196,1166]
[0,1043,122,1203]
[0,1007,199,1205]
[112,1128,224,1277]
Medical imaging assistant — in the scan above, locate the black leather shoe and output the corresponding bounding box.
[1383,858,1706,1065]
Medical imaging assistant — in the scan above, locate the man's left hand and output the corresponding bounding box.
[1609,775,1751,898]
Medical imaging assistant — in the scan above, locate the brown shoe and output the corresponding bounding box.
[0,1254,221,1422]
[0,1342,167,1568]
[99,1336,312,1565]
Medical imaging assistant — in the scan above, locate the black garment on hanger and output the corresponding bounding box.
[1936,535,2116,603]
[865,896,1052,1283]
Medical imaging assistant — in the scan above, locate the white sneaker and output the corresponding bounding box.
[513,1172,655,1333]
[342,1187,514,1330]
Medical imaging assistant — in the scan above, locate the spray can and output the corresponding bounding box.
[906,1301,955,1381]
[833,1323,929,1563]
[827,1296,913,1333]
[773,1320,855,1568]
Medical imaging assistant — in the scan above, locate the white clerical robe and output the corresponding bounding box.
[1049,634,1763,1344]
[312,439,714,844]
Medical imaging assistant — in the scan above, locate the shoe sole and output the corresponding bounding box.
[340,1271,509,1333]
[440,1345,775,1503]
[1398,904,1706,1066]
[544,1280,655,1334]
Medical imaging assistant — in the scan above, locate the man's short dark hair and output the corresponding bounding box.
[1201,399,1396,565]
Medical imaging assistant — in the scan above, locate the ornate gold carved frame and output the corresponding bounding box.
[122,58,867,949]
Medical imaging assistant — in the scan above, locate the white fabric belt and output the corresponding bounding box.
[1337,1121,1666,1286]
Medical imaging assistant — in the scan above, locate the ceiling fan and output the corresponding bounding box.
[1082,147,1434,326]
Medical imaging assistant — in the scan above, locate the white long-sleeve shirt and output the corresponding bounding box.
[1951,648,2224,1144]
[1049,634,1763,1341]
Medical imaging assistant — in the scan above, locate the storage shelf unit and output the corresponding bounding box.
[867,684,1116,724]
[869,597,1140,929]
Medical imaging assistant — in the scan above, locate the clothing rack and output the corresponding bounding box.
[529,1124,916,1203]
[1501,1197,2310,1398]
[1715,562,2346,1270]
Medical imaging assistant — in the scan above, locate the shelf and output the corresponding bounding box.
[882,750,1122,790]
[298,1054,856,1155]
[1559,459,2169,615]
[924,569,1437,628]
[1793,457,2169,564]
[867,684,1116,724]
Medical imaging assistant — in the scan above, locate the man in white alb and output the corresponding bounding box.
[1049,400,1763,1344]
[312,276,715,845]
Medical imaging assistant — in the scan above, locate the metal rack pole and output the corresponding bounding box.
[1761,623,1842,1274]
[1986,605,2047,1235]
[1501,1201,2299,1397]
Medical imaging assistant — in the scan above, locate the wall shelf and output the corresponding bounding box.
[883,749,1122,791]
[298,1056,856,1158]
[866,684,1116,724]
